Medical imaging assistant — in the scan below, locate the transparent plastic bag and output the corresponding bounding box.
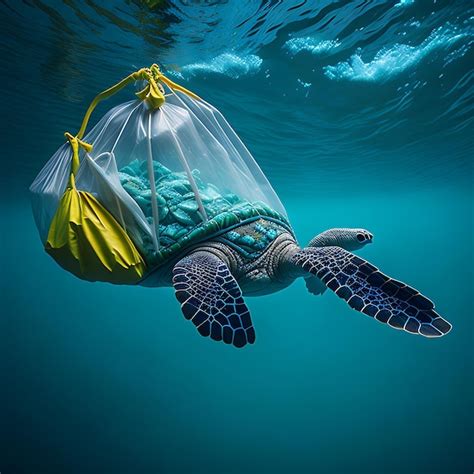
[30,66,289,284]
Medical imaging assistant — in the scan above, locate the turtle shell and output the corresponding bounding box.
[119,159,292,269]
[217,219,290,261]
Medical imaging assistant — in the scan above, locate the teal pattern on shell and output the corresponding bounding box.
[218,220,287,261]
[119,159,291,266]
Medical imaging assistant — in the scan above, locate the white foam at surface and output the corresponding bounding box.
[283,37,341,56]
[395,0,414,7]
[170,53,263,79]
[323,26,470,82]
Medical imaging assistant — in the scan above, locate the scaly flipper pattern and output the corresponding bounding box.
[172,251,255,347]
[292,247,452,337]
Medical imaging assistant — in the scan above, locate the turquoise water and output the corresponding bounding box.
[2,1,473,473]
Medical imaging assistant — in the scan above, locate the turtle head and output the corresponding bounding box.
[352,229,374,249]
[309,228,373,251]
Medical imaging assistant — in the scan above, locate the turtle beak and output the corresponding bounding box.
[356,231,373,246]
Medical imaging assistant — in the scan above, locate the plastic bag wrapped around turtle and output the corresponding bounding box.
[30,65,290,285]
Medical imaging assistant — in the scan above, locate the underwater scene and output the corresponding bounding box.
[2,1,473,473]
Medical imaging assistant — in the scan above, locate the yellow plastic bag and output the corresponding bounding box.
[46,175,146,284]
[45,136,146,284]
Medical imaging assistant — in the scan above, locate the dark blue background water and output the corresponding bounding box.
[2,1,473,473]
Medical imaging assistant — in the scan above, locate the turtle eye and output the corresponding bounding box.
[357,233,365,242]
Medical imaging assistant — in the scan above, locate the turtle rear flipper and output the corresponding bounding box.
[172,251,256,348]
[292,247,452,337]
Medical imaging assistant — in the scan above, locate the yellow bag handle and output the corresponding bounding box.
[64,132,93,188]
[75,64,199,141]
[64,64,199,180]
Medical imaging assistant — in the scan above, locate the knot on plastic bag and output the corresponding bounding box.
[135,68,166,109]
[134,64,200,109]
[64,132,93,183]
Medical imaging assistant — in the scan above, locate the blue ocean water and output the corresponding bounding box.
[1,1,473,473]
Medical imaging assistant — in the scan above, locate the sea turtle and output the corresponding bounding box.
[118,159,452,348]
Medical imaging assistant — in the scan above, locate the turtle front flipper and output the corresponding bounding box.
[305,227,374,296]
[172,251,256,348]
[292,247,452,337]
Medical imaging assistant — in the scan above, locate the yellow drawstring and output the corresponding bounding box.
[74,64,199,142]
[149,63,200,101]
[64,132,93,188]
[63,64,199,186]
